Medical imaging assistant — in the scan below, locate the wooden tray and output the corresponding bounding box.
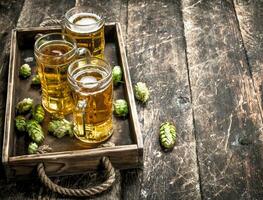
[2,23,143,179]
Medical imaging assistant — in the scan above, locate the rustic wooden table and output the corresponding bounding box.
[0,0,263,199]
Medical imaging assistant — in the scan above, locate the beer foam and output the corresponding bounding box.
[68,13,102,33]
[80,76,98,88]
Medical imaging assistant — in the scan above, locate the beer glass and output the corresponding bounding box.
[67,57,113,145]
[62,7,105,59]
[34,33,78,116]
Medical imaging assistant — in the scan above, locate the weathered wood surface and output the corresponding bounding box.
[182,0,263,199]
[234,0,263,129]
[122,0,201,199]
[1,0,263,199]
[0,0,25,175]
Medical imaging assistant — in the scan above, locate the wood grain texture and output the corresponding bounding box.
[0,0,25,175]
[182,0,263,199]
[122,0,201,199]
[234,0,263,132]
[17,0,75,28]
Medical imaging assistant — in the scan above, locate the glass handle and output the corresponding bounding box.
[76,99,94,137]
[77,47,92,59]
[76,100,87,137]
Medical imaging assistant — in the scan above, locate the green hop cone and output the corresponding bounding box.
[113,99,128,117]
[28,142,38,154]
[32,74,41,85]
[19,64,31,78]
[16,98,34,114]
[134,82,150,103]
[15,115,27,132]
[26,120,44,144]
[48,119,74,138]
[159,122,176,149]
[32,104,45,123]
[112,65,122,86]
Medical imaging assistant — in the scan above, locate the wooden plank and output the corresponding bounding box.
[234,0,263,129]
[122,0,201,199]
[115,23,144,153]
[9,146,139,178]
[182,0,263,199]
[233,2,263,198]
[0,0,25,175]
[16,0,75,28]
[8,145,139,176]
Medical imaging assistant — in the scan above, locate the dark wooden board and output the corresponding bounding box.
[234,0,263,127]
[182,0,263,199]
[1,0,263,199]
[233,1,263,198]
[0,0,25,176]
[122,0,201,199]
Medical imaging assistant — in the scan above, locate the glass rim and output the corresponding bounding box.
[64,6,105,27]
[68,57,112,87]
[34,32,77,58]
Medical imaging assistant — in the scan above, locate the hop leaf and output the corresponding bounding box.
[16,98,34,114]
[19,64,31,78]
[113,99,128,117]
[32,74,41,85]
[15,115,27,132]
[32,104,45,123]
[134,82,150,103]
[112,66,122,86]
[48,119,74,138]
[159,122,176,149]
[28,142,38,154]
[26,120,44,144]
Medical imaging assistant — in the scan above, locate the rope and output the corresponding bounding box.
[39,18,61,27]
[39,0,81,28]
[36,145,116,197]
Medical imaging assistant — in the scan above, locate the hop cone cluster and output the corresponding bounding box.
[16,98,34,114]
[135,82,150,103]
[48,119,74,138]
[28,142,38,154]
[32,74,40,85]
[26,120,45,144]
[15,116,27,132]
[159,122,176,149]
[19,64,31,78]
[32,104,45,123]
[114,99,129,117]
[112,65,122,86]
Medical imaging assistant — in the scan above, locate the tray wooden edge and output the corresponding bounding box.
[115,22,144,157]
[2,23,144,177]
[8,144,140,178]
[2,29,17,168]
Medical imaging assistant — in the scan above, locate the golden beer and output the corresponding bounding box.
[68,57,113,144]
[34,33,77,115]
[63,7,105,59]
